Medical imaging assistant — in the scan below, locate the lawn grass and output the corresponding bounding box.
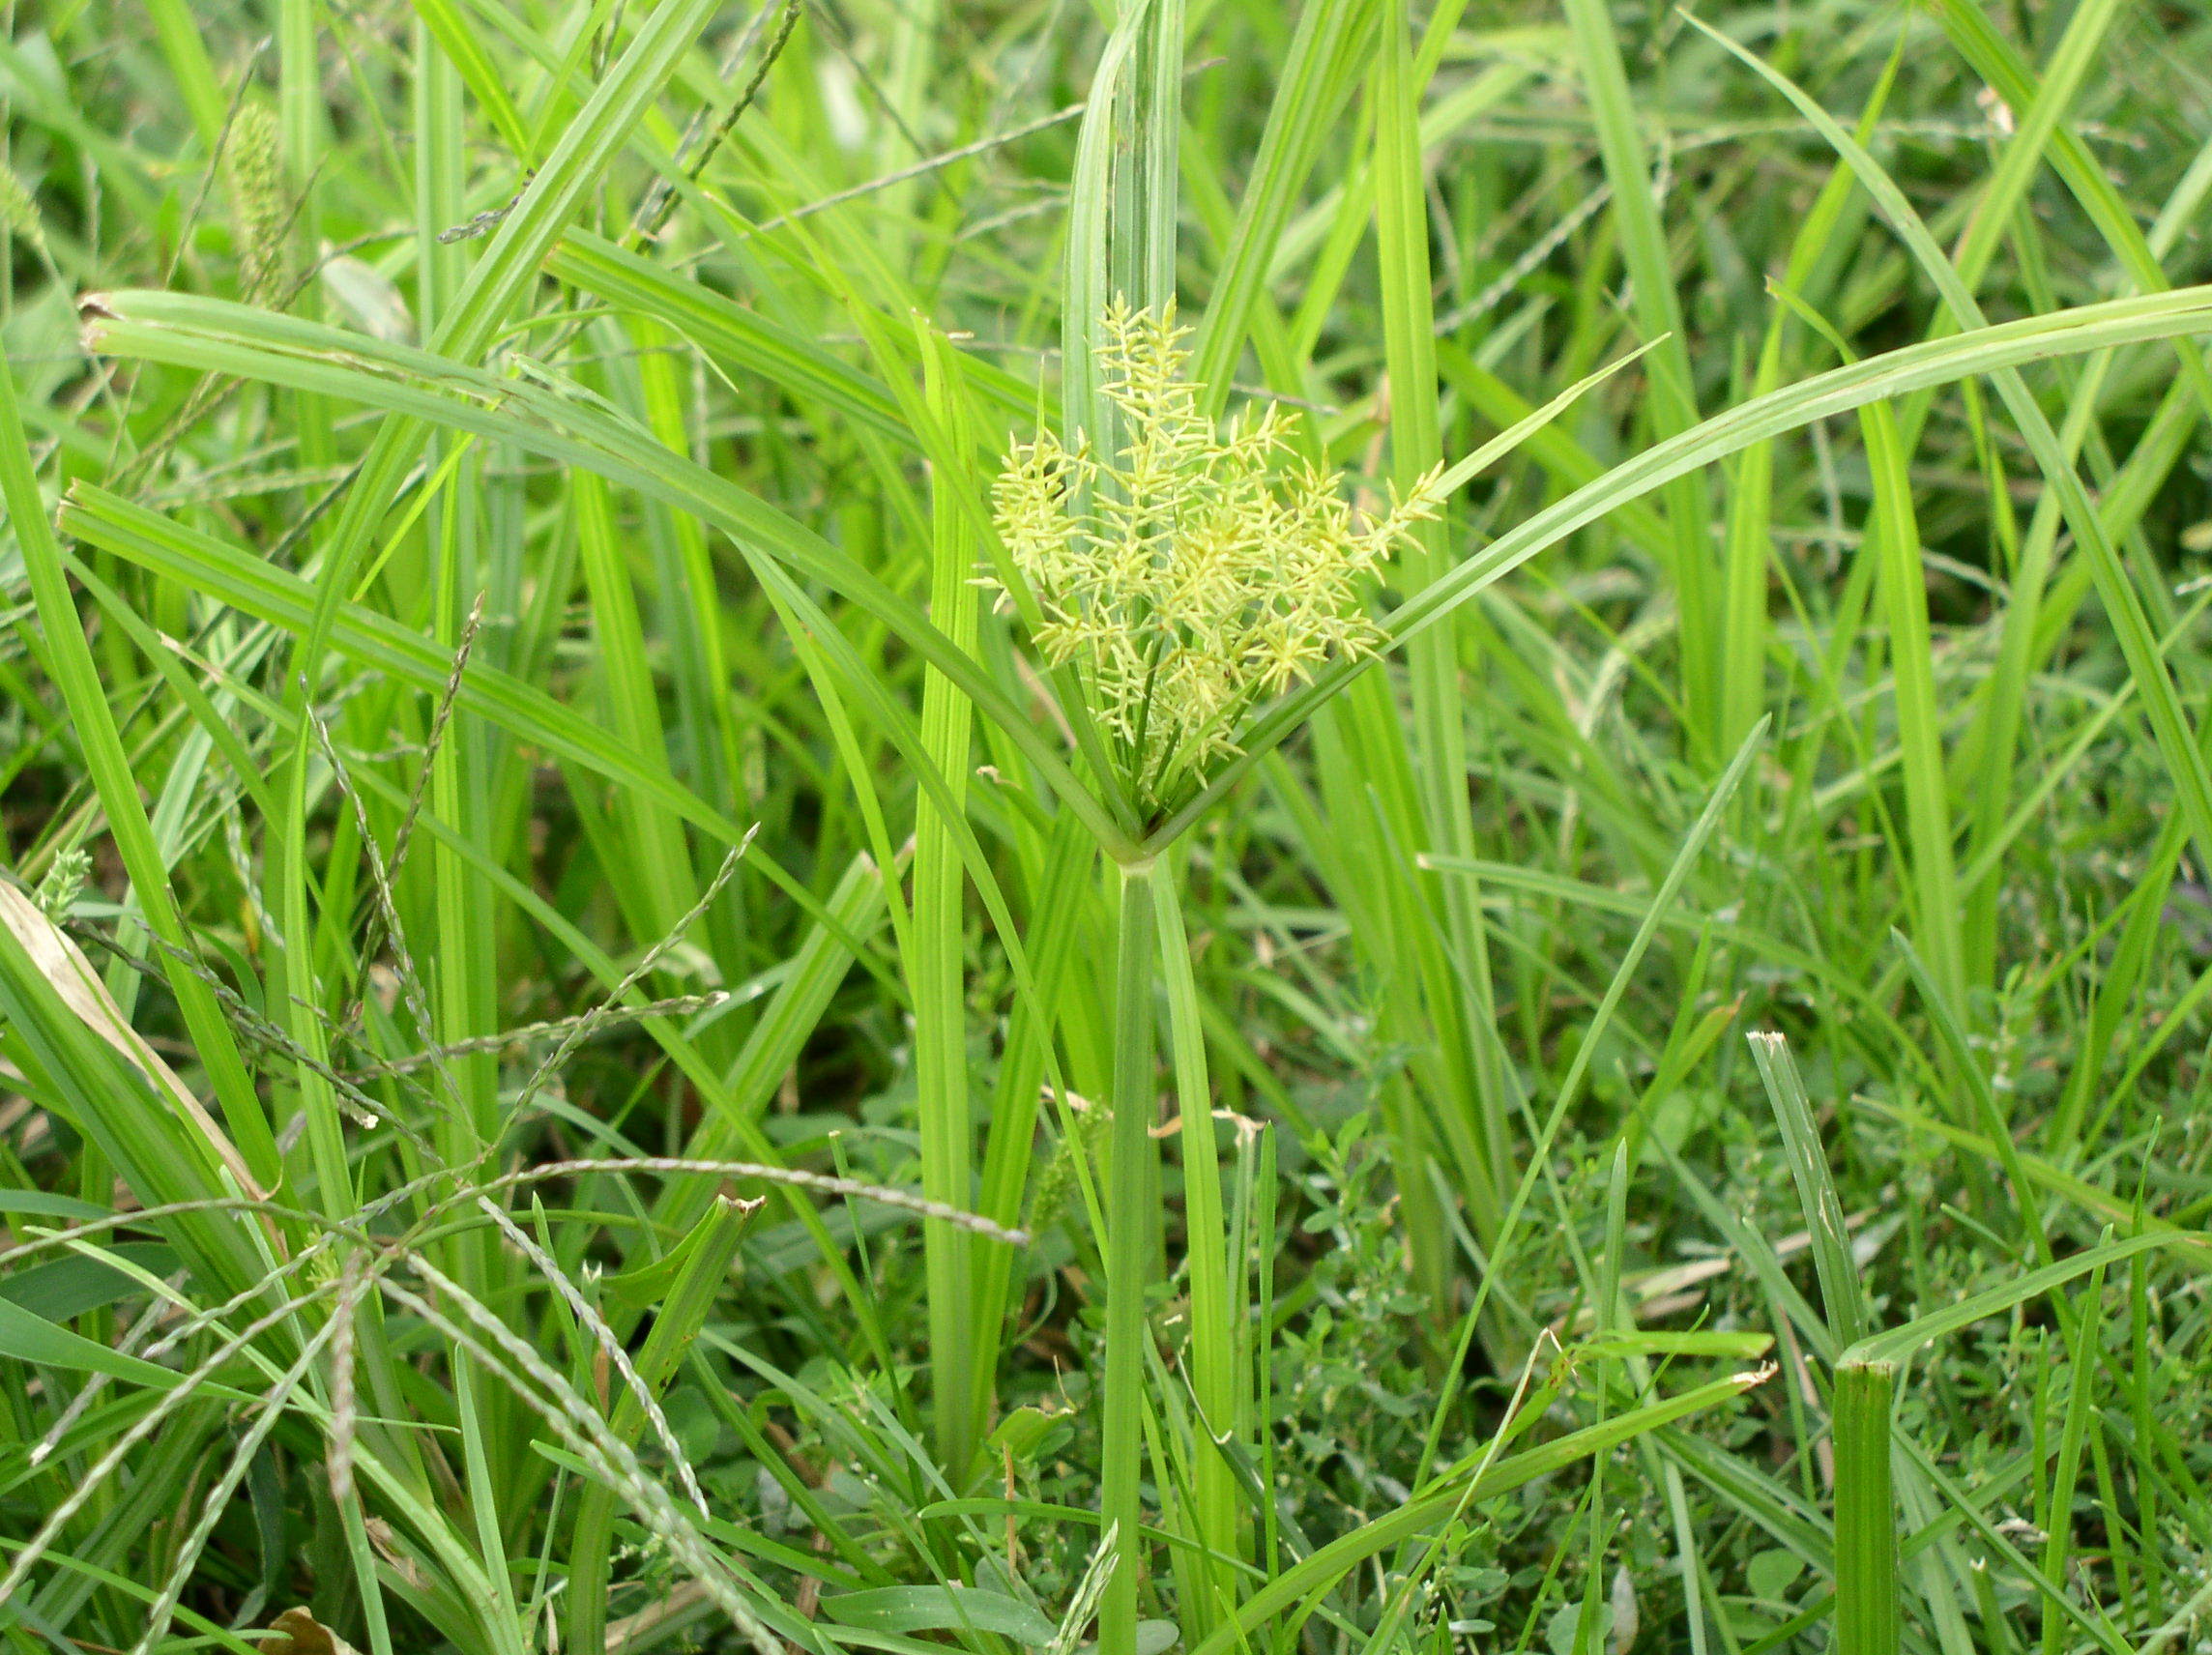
[4,0,2212,1650]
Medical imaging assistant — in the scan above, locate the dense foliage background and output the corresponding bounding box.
[3,0,2212,1650]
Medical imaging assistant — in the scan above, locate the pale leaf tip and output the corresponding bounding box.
[76,291,120,350]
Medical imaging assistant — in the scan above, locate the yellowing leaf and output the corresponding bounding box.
[0,877,265,1200]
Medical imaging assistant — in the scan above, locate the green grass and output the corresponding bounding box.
[5,0,2212,1651]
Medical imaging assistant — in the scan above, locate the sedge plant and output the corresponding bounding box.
[989,296,1444,1647]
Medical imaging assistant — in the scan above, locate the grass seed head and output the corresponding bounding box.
[32,848,89,919]
[224,103,288,303]
[991,299,1442,818]
[0,166,45,255]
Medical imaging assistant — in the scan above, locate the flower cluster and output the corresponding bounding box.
[991,301,1443,816]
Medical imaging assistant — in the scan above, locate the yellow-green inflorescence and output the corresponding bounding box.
[224,103,289,304]
[991,300,1444,819]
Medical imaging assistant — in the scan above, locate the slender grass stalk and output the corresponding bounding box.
[1862,398,1964,1012]
[915,323,984,1486]
[1150,858,1238,1628]
[1099,859,1159,1655]
[2039,1256,2108,1655]
[1106,0,1183,329]
[1188,0,1375,410]
[281,0,334,484]
[1719,52,1900,760]
[1371,0,1509,1268]
[1559,0,1716,764]
[968,813,1096,1430]
[138,0,223,149]
[567,1197,752,1655]
[1747,1035,1866,1353]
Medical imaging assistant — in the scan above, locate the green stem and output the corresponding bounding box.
[566,1199,751,1655]
[916,330,983,1487]
[1832,1358,1898,1655]
[1150,858,1239,1631]
[1371,0,1509,1259]
[1101,862,1159,1655]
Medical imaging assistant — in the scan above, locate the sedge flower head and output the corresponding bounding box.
[991,300,1443,817]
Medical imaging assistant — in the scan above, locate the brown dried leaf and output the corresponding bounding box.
[363,1516,431,1591]
[259,1607,364,1655]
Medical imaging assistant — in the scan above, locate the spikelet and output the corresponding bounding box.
[224,103,288,302]
[0,166,45,256]
[33,847,89,919]
[1026,1093,1112,1238]
[989,299,1443,815]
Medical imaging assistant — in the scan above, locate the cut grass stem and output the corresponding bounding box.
[1832,1359,1898,1655]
